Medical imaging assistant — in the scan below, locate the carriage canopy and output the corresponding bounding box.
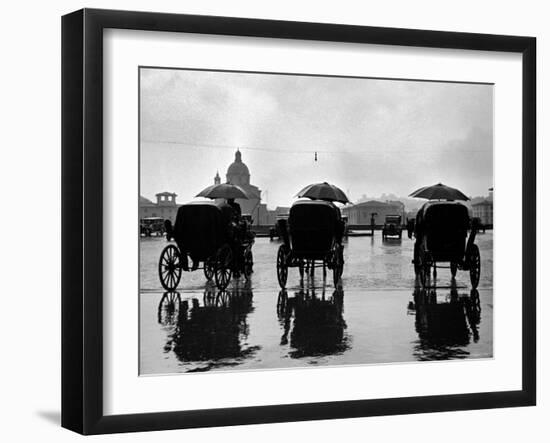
[172,201,227,261]
[288,200,341,258]
[416,201,471,261]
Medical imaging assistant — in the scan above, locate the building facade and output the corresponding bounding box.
[472,200,493,226]
[342,200,406,225]
[139,150,294,228]
[139,192,179,223]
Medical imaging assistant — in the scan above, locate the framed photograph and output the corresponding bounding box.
[62,8,536,435]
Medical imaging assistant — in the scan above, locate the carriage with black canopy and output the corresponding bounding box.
[276,199,345,288]
[409,200,481,289]
[158,200,254,291]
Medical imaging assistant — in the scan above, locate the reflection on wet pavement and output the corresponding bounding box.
[410,286,482,361]
[165,283,260,372]
[277,287,348,358]
[140,234,493,374]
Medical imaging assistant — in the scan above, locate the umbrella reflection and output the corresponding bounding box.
[409,284,481,360]
[161,281,260,371]
[277,285,349,358]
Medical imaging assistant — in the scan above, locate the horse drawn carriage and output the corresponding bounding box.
[158,201,254,291]
[276,200,345,288]
[409,200,481,289]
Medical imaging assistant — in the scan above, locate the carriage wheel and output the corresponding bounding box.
[203,257,214,280]
[298,259,305,279]
[450,261,458,278]
[468,244,481,289]
[214,245,232,290]
[276,244,289,288]
[243,249,254,279]
[158,245,182,291]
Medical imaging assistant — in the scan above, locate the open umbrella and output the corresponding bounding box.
[195,183,249,200]
[409,183,469,201]
[295,182,350,204]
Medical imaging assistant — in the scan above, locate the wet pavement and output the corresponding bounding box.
[139,233,493,374]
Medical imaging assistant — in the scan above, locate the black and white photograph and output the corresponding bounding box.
[139,67,494,375]
[0,0,544,439]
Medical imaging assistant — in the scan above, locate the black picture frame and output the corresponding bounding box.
[62,8,536,435]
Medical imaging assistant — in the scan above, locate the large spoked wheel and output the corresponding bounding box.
[468,244,481,289]
[203,257,215,280]
[214,245,232,290]
[276,244,289,288]
[243,249,254,280]
[158,245,182,291]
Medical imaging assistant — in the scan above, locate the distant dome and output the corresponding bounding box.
[226,150,250,185]
[227,150,250,176]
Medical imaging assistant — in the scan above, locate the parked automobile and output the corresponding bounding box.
[140,217,165,237]
[382,214,402,239]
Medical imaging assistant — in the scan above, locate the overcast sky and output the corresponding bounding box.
[140,68,493,208]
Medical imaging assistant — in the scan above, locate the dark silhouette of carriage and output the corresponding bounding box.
[410,286,481,360]
[408,201,481,289]
[277,287,347,358]
[158,201,254,291]
[169,284,256,367]
[276,200,345,288]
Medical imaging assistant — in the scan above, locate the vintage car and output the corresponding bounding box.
[382,214,402,239]
[140,217,165,237]
[269,214,290,241]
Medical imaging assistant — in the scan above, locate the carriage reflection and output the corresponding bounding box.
[157,291,181,326]
[409,284,481,361]
[160,281,260,371]
[277,285,349,358]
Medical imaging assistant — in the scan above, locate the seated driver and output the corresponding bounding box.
[226,198,242,221]
[217,198,246,275]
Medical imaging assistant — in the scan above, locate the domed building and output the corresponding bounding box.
[214,149,266,224]
[226,150,252,187]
